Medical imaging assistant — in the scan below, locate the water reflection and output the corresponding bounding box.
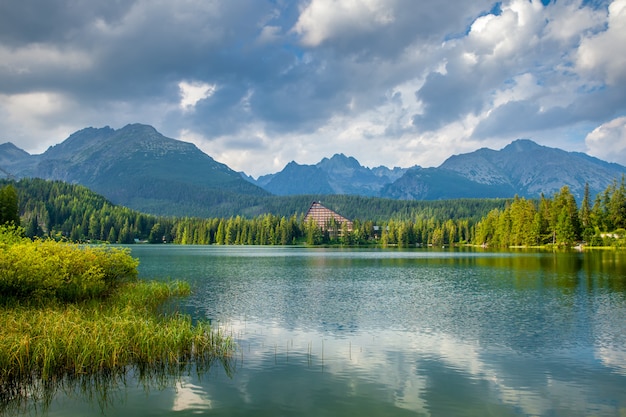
[216,317,625,416]
[31,245,623,417]
[1,351,234,416]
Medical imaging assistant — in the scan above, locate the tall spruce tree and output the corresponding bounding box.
[0,184,19,225]
[579,183,594,243]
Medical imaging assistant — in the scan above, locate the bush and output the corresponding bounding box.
[0,225,28,246]
[0,226,232,413]
[0,230,138,302]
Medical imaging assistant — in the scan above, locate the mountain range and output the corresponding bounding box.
[1,124,268,216]
[1,123,625,217]
[247,139,626,201]
[254,155,410,196]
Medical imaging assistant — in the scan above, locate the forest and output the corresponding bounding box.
[1,177,626,248]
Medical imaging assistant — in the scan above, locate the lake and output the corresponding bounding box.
[32,246,626,416]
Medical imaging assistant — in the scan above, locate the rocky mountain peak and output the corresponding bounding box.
[503,139,542,153]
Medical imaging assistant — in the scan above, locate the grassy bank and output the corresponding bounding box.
[0,226,232,412]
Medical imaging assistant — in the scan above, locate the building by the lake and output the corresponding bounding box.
[303,201,353,236]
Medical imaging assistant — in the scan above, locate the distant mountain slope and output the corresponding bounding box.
[254,140,626,201]
[3,127,626,215]
[3,124,269,216]
[380,167,517,200]
[0,142,39,177]
[434,139,626,200]
[254,153,411,196]
[261,161,334,195]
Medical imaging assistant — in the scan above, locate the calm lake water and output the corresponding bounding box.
[34,246,626,416]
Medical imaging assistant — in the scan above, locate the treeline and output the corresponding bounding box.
[3,178,507,246]
[8,177,626,248]
[475,178,626,248]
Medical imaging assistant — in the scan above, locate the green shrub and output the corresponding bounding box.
[0,225,28,246]
[0,230,138,302]
[0,281,233,411]
[0,227,232,413]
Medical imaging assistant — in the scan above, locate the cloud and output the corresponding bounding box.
[413,0,549,131]
[0,0,625,177]
[410,0,626,147]
[577,0,626,85]
[178,81,216,112]
[257,25,283,45]
[0,91,80,152]
[292,0,395,47]
[585,116,626,164]
[291,0,494,59]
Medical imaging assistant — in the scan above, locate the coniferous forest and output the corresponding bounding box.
[2,177,626,248]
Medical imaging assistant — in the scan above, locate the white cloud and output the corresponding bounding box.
[544,1,606,42]
[178,81,216,112]
[467,0,544,59]
[0,91,80,152]
[585,116,626,164]
[257,25,282,44]
[577,0,626,85]
[292,0,395,46]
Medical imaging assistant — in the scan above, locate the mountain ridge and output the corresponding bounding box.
[2,125,626,217]
[252,153,413,197]
[251,138,626,201]
[1,124,269,216]
[435,138,625,200]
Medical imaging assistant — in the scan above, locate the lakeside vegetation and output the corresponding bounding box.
[3,178,506,245]
[0,226,232,413]
[475,179,626,248]
[4,176,626,248]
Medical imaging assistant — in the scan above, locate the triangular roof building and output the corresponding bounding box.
[303,201,353,231]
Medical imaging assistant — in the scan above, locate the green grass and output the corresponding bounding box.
[0,227,233,413]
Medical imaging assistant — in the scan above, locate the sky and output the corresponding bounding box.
[1,0,625,178]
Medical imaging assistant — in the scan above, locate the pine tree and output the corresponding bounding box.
[556,206,576,246]
[0,184,19,225]
[215,220,226,245]
[579,182,594,243]
[608,176,626,230]
[24,214,42,238]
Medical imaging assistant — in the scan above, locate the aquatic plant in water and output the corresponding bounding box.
[0,227,233,414]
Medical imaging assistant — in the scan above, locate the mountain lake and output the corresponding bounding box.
[12,245,626,416]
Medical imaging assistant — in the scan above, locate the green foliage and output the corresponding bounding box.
[0,225,28,246]
[0,281,232,411]
[0,185,19,225]
[0,229,232,411]
[11,175,626,249]
[474,178,626,248]
[3,178,509,247]
[0,231,138,302]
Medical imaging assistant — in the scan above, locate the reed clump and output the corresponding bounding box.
[0,226,232,411]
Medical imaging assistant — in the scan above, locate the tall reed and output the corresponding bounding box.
[0,228,233,413]
[0,281,233,413]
